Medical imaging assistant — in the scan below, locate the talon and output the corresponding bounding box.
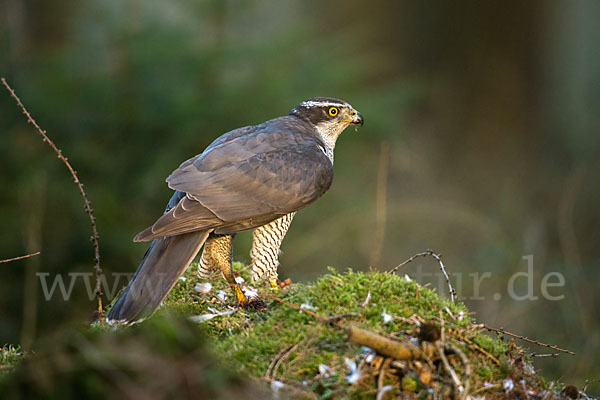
[269,278,279,289]
[233,285,248,303]
[277,277,292,289]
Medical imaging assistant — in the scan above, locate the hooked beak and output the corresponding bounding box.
[350,110,364,126]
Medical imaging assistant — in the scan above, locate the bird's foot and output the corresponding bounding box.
[269,277,292,289]
[232,284,248,304]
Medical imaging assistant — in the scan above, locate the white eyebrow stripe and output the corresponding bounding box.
[300,100,353,109]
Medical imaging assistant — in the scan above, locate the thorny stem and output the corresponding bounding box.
[388,250,456,302]
[484,325,574,355]
[2,78,104,324]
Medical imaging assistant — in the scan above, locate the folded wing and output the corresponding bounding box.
[134,119,333,242]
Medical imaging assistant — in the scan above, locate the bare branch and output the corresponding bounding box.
[0,251,40,264]
[484,325,574,355]
[388,250,456,301]
[2,77,104,323]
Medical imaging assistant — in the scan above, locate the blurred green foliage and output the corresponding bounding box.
[0,314,262,399]
[1,0,599,392]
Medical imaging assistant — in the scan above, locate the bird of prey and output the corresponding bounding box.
[107,97,363,324]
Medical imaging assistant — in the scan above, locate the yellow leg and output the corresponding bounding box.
[202,233,248,303]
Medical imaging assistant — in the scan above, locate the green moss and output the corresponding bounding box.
[473,332,509,356]
[0,345,22,375]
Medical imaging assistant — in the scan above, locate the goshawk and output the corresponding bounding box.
[107,97,363,324]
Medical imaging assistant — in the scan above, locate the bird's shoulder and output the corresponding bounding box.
[169,116,327,178]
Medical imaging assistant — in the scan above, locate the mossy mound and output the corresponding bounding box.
[160,265,566,399]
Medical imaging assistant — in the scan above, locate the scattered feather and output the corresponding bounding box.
[361,290,371,307]
[523,363,535,375]
[243,286,258,298]
[381,312,393,323]
[345,358,361,384]
[271,380,284,392]
[376,384,393,400]
[189,313,218,323]
[235,276,245,284]
[194,282,212,294]
[503,379,515,391]
[178,276,187,282]
[189,309,235,324]
[318,364,331,377]
[403,274,412,282]
[216,290,228,301]
[362,346,376,363]
[300,303,315,310]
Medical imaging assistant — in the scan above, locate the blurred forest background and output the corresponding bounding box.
[1,0,598,389]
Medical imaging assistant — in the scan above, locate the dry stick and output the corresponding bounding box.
[460,337,500,365]
[438,311,466,398]
[266,344,294,379]
[347,325,436,361]
[2,78,104,324]
[484,325,574,355]
[529,353,559,358]
[272,341,302,379]
[582,380,600,393]
[262,293,326,322]
[0,251,40,263]
[388,250,456,302]
[377,358,391,393]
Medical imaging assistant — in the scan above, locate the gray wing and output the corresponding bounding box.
[134,117,333,241]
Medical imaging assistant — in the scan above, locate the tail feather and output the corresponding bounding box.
[107,230,210,324]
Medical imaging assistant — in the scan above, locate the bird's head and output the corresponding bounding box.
[289,97,363,143]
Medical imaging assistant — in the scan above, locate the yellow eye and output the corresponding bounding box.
[328,107,338,117]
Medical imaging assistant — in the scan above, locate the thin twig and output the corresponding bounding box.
[272,341,302,379]
[484,325,574,355]
[446,343,471,396]
[377,358,391,394]
[471,383,501,395]
[529,353,559,358]
[266,344,294,379]
[262,293,326,322]
[388,250,456,301]
[438,311,465,397]
[582,379,600,392]
[0,251,40,263]
[2,78,103,323]
[325,312,360,325]
[460,337,500,365]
